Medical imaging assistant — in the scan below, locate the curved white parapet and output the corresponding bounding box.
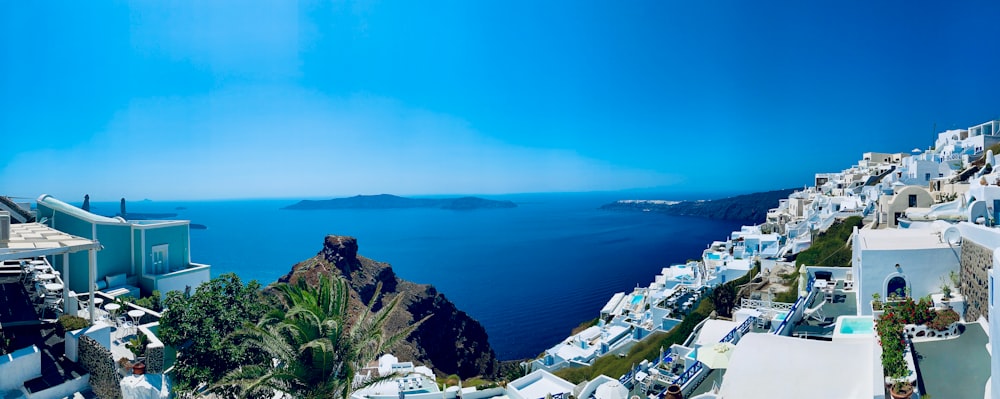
[36,194,125,224]
[943,226,963,245]
[903,322,962,342]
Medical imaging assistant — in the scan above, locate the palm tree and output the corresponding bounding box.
[213,274,427,399]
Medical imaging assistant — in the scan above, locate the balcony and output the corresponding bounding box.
[142,263,210,298]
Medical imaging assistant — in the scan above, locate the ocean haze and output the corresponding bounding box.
[84,192,746,360]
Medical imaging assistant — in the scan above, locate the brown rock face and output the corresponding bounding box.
[278,235,499,378]
[322,236,359,271]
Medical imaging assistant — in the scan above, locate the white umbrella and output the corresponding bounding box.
[696,342,736,369]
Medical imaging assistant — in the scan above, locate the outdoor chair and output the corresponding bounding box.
[47,298,63,315]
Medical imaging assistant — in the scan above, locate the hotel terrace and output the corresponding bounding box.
[0,195,209,399]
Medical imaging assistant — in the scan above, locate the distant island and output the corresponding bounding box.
[283,194,518,211]
[600,188,797,222]
[116,212,179,219]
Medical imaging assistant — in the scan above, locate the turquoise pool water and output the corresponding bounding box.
[773,311,788,322]
[840,317,874,334]
[631,295,644,305]
[707,253,722,260]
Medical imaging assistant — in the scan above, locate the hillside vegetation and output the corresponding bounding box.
[773,216,863,302]
[793,216,863,267]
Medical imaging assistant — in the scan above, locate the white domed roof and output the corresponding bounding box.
[594,381,628,399]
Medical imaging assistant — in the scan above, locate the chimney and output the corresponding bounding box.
[0,211,10,243]
[82,194,90,212]
[120,198,127,219]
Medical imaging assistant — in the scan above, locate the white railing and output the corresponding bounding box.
[738,298,795,311]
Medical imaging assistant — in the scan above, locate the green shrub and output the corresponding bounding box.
[56,315,91,336]
[119,290,163,312]
[127,331,149,359]
[135,290,162,312]
[794,216,862,267]
[927,308,960,331]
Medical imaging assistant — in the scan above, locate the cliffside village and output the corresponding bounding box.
[357,118,1000,399]
[4,118,1000,398]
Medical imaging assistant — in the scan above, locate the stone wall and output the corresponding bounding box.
[144,344,164,374]
[79,336,122,399]
[960,240,991,321]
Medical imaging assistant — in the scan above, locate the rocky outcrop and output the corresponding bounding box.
[278,235,499,378]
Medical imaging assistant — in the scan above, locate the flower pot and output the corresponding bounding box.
[132,362,146,375]
[664,384,683,399]
[888,382,913,399]
[871,300,884,319]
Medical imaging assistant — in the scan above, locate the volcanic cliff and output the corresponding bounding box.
[277,235,499,378]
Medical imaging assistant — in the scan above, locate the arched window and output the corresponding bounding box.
[887,276,907,298]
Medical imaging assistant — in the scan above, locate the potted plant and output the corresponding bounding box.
[871,293,884,318]
[877,311,914,398]
[126,331,148,360]
[118,357,134,375]
[937,277,951,308]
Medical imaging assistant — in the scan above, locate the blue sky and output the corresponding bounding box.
[3,1,1000,200]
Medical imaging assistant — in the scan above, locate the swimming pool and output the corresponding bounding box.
[833,316,875,341]
[839,317,874,334]
[631,295,644,305]
[773,311,788,322]
[706,253,722,260]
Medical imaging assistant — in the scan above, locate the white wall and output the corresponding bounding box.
[989,267,999,399]
[0,345,40,391]
[65,324,112,362]
[957,222,1000,249]
[855,246,960,316]
[153,264,210,298]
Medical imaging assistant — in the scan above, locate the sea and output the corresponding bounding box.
[85,193,747,360]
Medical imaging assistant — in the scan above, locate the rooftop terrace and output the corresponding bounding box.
[791,280,858,339]
[0,274,92,397]
[914,322,990,398]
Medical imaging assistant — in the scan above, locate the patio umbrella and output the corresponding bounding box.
[696,342,736,369]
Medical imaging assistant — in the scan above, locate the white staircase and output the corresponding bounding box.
[0,196,34,223]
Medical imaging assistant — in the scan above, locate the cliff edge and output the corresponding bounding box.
[277,235,499,378]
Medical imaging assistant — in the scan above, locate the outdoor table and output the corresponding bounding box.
[44,283,63,292]
[814,280,828,290]
[36,273,56,281]
[105,303,122,326]
[33,265,52,273]
[29,260,46,266]
[128,309,145,332]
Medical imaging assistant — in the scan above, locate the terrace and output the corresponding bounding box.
[791,279,858,339]
[913,322,990,398]
[1,255,169,398]
[0,267,94,398]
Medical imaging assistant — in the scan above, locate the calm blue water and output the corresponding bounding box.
[87,193,745,360]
